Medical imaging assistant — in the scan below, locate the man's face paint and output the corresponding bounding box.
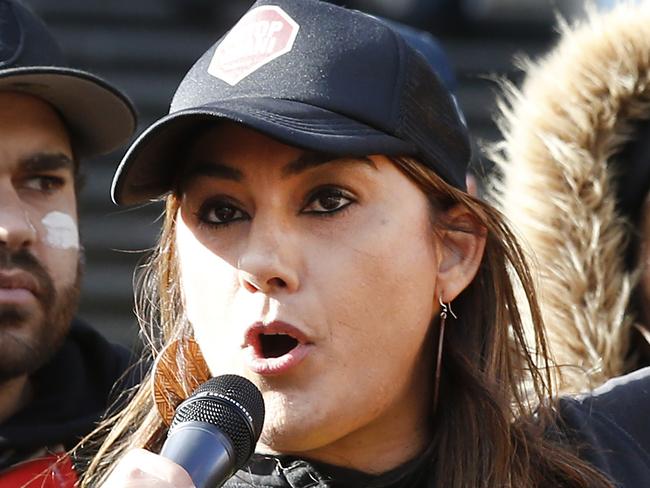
[41,211,80,250]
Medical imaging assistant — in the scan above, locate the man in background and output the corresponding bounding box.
[0,0,137,485]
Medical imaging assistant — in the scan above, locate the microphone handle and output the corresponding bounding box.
[160,421,236,488]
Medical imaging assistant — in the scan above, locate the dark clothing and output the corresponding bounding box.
[226,450,432,488]
[559,366,650,487]
[225,367,650,487]
[0,320,133,481]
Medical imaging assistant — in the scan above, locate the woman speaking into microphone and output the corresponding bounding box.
[82,0,650,486]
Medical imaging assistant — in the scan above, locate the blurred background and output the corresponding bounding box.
[24,0,633,346]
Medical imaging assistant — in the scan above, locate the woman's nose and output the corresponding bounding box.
[236,219,300,294]
[239,269,291,294]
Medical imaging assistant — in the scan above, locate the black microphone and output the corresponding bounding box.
[160,374,265,488]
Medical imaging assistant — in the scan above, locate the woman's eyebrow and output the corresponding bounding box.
[281,152,377,178]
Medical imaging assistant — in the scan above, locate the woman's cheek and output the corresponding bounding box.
[177,218,231,316]
[179,250,234,327]
[180,266,245,376]
[177,229,247,375]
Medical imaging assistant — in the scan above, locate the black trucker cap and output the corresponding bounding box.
[0,0,136,158]
[112,0,469,205]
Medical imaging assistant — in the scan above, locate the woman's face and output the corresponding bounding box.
[175,123,447,470]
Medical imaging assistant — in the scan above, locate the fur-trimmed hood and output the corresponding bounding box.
[490,3,650,393]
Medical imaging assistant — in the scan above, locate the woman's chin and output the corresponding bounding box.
[259,409,315,451]
[257,399,337,455]
[259,425,315,454]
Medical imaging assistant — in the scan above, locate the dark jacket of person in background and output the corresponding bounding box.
[0,322,132,487]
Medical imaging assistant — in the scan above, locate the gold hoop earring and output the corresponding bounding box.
[152,338,211,425]
[433,296,457,412]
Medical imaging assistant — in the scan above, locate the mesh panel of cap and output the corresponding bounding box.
[169,375,265,469]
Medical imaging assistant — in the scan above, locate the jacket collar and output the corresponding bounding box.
[226,444,435,488]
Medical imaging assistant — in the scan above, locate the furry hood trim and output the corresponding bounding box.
[490,3,650,393]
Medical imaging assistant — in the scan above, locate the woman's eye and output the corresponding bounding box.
[303,188,354,214]
[197,201,248,226]
[23,176,65,193]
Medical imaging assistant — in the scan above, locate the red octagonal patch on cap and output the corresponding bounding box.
[209,6,300,86]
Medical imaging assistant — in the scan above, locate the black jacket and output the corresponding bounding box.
[559,366,650,486]
[0,319,133,471]
[225,367,650,487]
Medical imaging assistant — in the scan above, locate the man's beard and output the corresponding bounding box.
[0,247,81,383]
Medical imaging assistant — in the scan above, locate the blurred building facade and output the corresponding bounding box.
[25,0,584,346]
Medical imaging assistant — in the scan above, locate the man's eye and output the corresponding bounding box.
[197,201,248,226]
[23,176,65,192]
[303,187,354,214]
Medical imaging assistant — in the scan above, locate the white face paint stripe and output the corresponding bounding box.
[41,211,79,250]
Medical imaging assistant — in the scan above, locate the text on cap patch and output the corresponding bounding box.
[209,6,300,86]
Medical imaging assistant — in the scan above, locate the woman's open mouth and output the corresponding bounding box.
[243,321,313,375]
[260,333,300,358]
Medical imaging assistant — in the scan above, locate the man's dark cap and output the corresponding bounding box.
[0,0,136,158]
[112,0,469,205]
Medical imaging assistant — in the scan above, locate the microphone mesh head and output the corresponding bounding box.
[169,374,265,469]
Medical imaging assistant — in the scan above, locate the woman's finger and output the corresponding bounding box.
[101,448,195,488]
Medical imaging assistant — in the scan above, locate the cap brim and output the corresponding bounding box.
[112,97,415,205]
[0,66,136,158]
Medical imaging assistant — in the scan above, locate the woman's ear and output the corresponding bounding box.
[435,204,487,302]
